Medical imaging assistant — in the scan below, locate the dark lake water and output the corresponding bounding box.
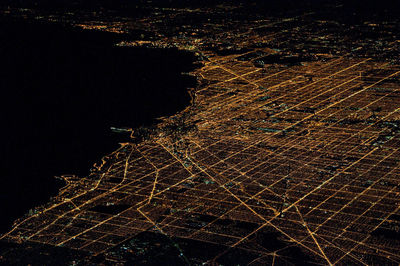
[0,17,197,233]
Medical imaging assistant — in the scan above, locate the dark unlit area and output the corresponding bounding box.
[0,18,197,233]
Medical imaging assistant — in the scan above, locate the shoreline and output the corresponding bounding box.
[0,17,199,234]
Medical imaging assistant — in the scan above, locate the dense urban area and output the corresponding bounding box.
[1,1,400,264]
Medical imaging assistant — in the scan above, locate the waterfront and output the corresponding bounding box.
[0,17,197,233]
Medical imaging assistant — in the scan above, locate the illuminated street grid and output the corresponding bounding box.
[2,49,399,264]
[2,7,400,265]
